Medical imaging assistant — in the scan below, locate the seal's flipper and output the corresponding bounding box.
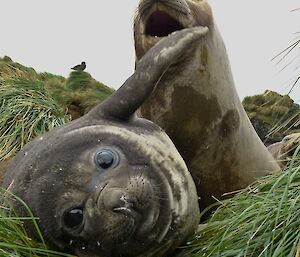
[89,27,208,121]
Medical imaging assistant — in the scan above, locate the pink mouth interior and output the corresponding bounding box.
[145,11,184,37]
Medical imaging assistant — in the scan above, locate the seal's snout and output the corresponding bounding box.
[101,188,135,216]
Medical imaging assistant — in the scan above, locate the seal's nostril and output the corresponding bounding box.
[101,188,136,215]
[112,195,134,216]
[113,206,133,215]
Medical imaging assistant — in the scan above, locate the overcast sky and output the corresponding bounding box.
[1,1,299,102]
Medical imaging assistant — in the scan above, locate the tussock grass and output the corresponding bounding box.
[0,189,74,257]
[178,148,300,257]
[0,56,114,122]
[0,79,68,161]
[0,62,38,83]
[0,57,38,83]
[65,71,115,113]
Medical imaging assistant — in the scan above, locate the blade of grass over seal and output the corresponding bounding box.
[0,188,74,257]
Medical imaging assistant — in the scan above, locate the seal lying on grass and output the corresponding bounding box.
[268,133,300,168]
[134,0,280,209]
[3,28,205,257]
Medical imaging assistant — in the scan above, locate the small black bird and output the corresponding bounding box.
[71,61,86,71]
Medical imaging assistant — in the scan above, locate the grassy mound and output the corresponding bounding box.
[63,71,115,118]
[178,149,300,257]
[0,79,68,161]
[0,56,114,161]
[0,56,38,82]
[0,56,114,120]
[243,90,300,145]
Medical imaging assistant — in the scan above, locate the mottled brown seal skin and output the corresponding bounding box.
[134,0,280,210]
[0,159,10,185]
[267,133,300,168]
[3,28,205,257]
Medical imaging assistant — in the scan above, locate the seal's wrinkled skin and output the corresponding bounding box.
[3,28,206,257]
[134,0,280,209]
[268,133,300,168]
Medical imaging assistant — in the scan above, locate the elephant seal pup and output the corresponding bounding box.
[134,0,280,209]
[267,133,300,168]
[3,28,206,257]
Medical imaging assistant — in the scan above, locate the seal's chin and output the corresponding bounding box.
[145,11,184,37]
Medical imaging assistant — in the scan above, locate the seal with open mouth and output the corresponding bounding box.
[134,0,280,210]
[3,28,206,257]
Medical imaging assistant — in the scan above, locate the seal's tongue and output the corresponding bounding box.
[89,27,209,121]
[146,11,184,37]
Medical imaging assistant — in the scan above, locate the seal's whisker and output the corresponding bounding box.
[152,195,170,201]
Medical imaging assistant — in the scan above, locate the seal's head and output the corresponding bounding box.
[4,28,207,257]
[134,0,213,60]
[268,133,300,168]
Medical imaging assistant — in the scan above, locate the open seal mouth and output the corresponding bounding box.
[134,0,211,60]
[145,11,185,37]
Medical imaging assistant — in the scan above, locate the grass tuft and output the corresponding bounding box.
[178,148,300,257]
[0,79,69,161]
[0,188,74,257]
[65,71,115,113]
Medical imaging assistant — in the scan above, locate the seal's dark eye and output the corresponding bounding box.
[95,150,119,169]
[64,208,83,229]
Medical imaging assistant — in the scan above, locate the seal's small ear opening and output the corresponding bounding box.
[88,27,208,121]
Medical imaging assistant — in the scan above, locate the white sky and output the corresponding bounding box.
[1,1,299,102]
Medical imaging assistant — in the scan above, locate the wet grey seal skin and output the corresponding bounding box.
[267,133,300,168]
[3,27,206,257]
[134,0,280,210]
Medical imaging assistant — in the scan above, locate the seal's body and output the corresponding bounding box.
[268,133,300,168]
[134,0,280,209]
[0,160,9,185]
[3,28,206,257]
